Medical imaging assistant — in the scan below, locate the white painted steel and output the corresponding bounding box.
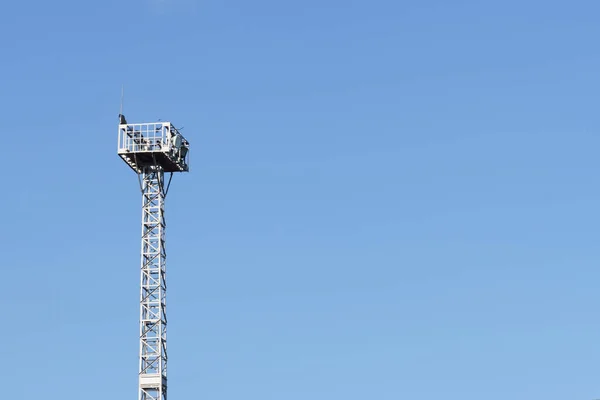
[118,116,190,400]
[138,167,168,400]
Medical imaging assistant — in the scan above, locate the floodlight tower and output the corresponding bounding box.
[117,114,190,400]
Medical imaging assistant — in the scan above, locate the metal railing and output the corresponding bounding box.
[118,122,172,153]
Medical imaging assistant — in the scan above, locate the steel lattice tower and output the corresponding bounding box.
[118,114,190,400]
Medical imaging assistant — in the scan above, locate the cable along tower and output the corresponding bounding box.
[118,114,190,400]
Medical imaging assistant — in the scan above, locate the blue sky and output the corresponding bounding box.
[1,0,600,399]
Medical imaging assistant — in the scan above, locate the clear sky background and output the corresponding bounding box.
[1,1,599,399]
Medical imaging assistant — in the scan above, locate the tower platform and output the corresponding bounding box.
[118,119,190,173]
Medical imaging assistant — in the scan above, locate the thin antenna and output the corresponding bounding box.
[120,84,124,115]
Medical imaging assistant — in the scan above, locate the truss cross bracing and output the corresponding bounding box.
[139,167,168,400]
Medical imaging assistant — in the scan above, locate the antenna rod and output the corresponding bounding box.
[120,85,124,116]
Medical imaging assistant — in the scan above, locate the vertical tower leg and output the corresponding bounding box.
[139,166,168,400]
